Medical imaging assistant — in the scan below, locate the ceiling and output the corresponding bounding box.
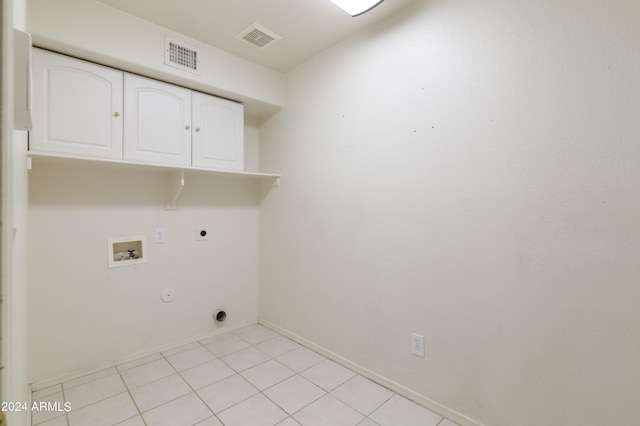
[97,0,418,73]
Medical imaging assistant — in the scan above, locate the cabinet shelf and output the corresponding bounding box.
[27,152,281,209]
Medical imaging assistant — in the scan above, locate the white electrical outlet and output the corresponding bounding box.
[195,226,210,241]
[154,227,166,244]
[411,333,425,357]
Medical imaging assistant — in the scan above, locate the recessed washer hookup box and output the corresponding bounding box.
[108,235,147,268]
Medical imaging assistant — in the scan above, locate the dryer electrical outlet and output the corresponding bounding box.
[195,226,210,241]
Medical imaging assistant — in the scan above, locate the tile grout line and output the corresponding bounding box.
[229,332,321,425]
[34,325,445,426]
[114,365,148,426]
[34,329,283,425]
[240,331,367,425]
[161,347,223,425]
[119,334,257,424]
[254,331,406,426]
[39,335,291,425]
[116,354,163,374]
[61,384,69,426]
[202,330,315,424]
[223,331,333,425]
[205,333,281,421]
[259,322,455,426]
[62,390,134,424]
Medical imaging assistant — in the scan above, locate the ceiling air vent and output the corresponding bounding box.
[236,23,281,49]
[164,37,200,74]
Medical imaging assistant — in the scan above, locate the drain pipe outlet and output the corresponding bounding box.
[214,309,227,323]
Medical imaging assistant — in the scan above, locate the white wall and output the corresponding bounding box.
[1,0,30,424]
[258,0,640,425]
[28,154,263,382]
[25,0,272,383]
[27,0,285,122]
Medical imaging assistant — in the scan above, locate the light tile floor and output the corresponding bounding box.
[31,324,459,426]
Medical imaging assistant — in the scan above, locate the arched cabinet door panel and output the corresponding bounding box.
[124,74,191,167]
[31,48,123,160]
[192,91,244,171]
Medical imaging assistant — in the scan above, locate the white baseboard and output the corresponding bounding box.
[30,318,484,426]
[258,318,484,426]
[30,320,255,391]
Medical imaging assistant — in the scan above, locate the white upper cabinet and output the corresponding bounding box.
[192,91,244,171]
[124,74,192,167]
[30,49,123,159]
[31,50,247,173]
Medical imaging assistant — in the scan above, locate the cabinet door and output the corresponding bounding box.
[31,49,123,159]
[124,74,192,166]
[192,91,244,171]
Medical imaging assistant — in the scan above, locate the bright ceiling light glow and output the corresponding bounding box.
[329,0,385,17]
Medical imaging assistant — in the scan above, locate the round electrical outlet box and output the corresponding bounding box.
[162,288,176,303]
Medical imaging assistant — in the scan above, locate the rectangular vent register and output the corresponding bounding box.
[165,37,200,74]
